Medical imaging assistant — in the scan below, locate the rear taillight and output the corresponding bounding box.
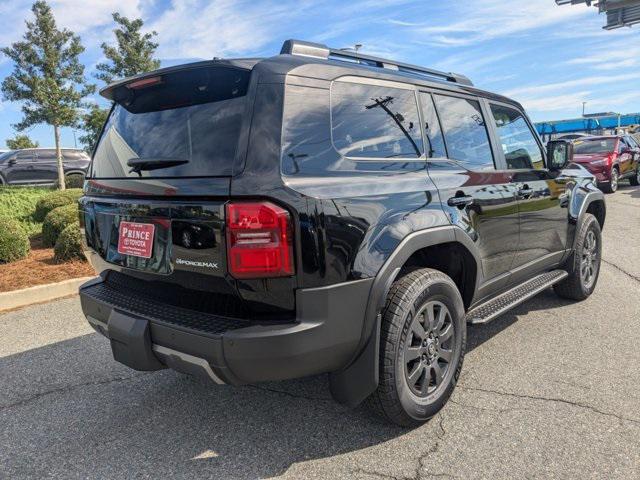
[607,152,617,165]
[225,201,294,279]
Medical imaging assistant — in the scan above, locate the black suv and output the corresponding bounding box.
[0,148,90,186]
[79,40,605,426]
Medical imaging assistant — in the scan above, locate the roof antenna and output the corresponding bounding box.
[340,43,363,53]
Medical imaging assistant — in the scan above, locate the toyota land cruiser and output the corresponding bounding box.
[79,39,605,426]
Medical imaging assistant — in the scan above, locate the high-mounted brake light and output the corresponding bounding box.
[226,202,294,279]
[127,76,162,90]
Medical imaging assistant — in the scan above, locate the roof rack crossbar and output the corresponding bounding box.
[280,39,473,87]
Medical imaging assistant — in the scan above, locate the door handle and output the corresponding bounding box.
[447,195,474,208]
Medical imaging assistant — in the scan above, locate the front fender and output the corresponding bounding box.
[569,185,605,249]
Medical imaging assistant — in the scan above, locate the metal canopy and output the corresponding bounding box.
[556,0,640,29]
[535,112,640,135]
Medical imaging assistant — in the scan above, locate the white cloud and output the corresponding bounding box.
[148,0,302,59]
[503,73,640,99]
[518,90,593,114]
[0,1,144,51]
[149,0,418,60]
[391,0,593,47]
[51,0,142,33]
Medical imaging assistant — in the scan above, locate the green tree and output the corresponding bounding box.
[1,1,94,190]
[6,134,39,150]
[96,13,161,84]
[78,104,109,153]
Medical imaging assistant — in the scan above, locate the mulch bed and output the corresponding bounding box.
[0,237,94,293]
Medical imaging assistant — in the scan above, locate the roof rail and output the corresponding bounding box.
[280,39,473,87]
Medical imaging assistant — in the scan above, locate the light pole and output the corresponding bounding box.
[582,101,587,117]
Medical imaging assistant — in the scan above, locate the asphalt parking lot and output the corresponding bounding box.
[1,185,639,480]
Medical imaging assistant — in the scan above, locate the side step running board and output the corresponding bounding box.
[466,269,568,325]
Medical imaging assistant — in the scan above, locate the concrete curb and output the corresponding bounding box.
[0,276,95,313]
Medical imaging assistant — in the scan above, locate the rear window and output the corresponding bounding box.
[91,65,251,178]
[573,138,616,155]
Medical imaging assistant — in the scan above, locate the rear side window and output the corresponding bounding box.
[91,65,251,178]
[16,151,35,161]
[62,151,87,160]
[490,104,544,170]
[433,95,494,169]
[37,150,56,161]
[331,81,423,159]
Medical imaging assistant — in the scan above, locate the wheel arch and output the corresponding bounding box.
[329,225,481,407]
[574,189,606,248]
[64,169,87,177]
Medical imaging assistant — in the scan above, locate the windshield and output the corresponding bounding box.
[91,65,251,178]
[573,138,616,155]
[0,151,15,161]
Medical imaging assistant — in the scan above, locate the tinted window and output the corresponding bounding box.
[331,81,423,159]
[37,150,56,161]
[62,150,87,160]
[418,93,446,158]
[490,104,543,170]
[91,66,250,178]
[433,95,494,169]
[573,138,616,154]
[16,151,34,160]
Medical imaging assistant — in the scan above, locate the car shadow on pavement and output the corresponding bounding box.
[616,183,640,198]
[0,332,405,479]
[0,289,573,479]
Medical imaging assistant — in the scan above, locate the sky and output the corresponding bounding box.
[0,0,639,149]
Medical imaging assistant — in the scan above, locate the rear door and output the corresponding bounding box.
[487,102,569,282]
[426,92,519,299]
[83,64,251,285]
[33,149,59,183]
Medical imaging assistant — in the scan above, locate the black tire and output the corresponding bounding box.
[601,167,619,193]
[629,165,640,186]
[554,213,602,301]
[366,268,466,427]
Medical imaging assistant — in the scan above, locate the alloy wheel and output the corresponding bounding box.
[403,301,455,397]
[581,229,599,289]
[611,169,618,192]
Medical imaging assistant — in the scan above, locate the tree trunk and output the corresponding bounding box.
[54,124,65,190]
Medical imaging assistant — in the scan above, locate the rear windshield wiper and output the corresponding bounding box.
[127,157,189,176]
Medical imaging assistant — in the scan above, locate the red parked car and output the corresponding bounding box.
[572,135,640,193]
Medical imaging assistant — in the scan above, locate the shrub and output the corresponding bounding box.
[54,222,86,263]
[54,174,85,190]
[42,203,79,247]
[0,187,51,237]
[34,188,82,222]
[0,216,30,263]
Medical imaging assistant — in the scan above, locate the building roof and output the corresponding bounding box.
[556,0,640,29]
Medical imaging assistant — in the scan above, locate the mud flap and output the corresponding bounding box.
[108,310,165,371]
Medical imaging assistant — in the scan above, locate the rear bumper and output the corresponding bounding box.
[79,276,373,385]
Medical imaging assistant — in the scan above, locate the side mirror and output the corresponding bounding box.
[547,140,573,170]
[7,157,17,166]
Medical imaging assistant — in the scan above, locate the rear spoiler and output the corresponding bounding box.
[99,58,261,101]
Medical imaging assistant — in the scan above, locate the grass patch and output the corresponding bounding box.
[0,186,54,237]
